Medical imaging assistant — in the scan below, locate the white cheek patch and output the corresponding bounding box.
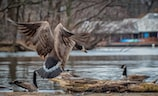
[43,62,61,73]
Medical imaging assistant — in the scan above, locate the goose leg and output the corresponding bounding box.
[61,64,65,71]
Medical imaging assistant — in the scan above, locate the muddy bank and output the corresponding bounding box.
[1,92,158,96]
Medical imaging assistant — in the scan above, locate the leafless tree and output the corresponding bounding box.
[0,0,158,50]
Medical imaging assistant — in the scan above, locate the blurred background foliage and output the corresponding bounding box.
[0,0,158,51]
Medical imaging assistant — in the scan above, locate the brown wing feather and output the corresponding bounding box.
[19,23,41,37]
[53,23,76,65]
[71,32,90,46]
[17,21,54,57]
[56,23,74,47]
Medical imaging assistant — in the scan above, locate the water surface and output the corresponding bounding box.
[0,47,158,91]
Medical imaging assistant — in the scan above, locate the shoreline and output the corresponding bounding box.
[1,92,158,96]
[0,47,158,57]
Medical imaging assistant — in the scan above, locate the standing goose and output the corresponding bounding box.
[121,65,149,82]
[7,19,90,88]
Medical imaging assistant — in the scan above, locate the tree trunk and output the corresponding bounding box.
[66,0,72,29]
[7,0,20,52]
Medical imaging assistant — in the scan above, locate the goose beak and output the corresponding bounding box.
[82,49,87,53]
[81,46,87,53]
[40,55,45,60]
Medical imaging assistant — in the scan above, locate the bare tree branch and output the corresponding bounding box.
[72,0,113,29]
[75,0,106,13]
[0,0,42,12]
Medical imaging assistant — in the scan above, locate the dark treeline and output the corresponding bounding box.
[0,0,158,50]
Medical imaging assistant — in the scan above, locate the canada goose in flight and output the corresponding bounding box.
[7,19,90,88]
[9,80,37,92]
[121,65,149,82]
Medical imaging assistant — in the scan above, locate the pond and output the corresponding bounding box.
[0,47,158,92]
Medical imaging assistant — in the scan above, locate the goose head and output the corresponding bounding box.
[121,64,127,78]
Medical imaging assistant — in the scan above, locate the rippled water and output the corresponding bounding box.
[0,47,158,92]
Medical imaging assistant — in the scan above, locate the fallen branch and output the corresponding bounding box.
[50,72,158,93]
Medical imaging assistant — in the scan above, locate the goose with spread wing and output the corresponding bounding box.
[8,19,90,88]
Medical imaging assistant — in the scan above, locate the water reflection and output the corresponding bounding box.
[0,58,56,91]
[9,57,17,81]
[67,60,158,82]
[0,47,158,91]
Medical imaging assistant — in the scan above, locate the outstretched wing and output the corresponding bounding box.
[17,21,54,57]
[17,22,74,58]
[54,23,74,47]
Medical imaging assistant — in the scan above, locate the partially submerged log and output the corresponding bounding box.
[129,83,158,92]
[50,72,158,93]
